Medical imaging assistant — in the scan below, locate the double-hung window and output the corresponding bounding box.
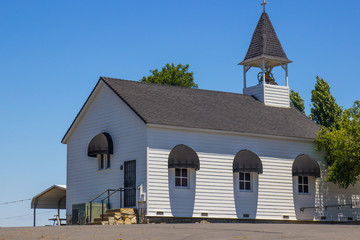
[175,168,188,188]
[298,176,309,194]
[239,172,251,191]
[98,154,110,170]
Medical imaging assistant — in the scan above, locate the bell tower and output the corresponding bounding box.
[239,1,292,108]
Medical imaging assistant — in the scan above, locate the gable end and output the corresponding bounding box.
[61,78,147,144]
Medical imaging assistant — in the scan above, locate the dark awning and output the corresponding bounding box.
[88,132,113,157]
[168,145,200,170]
[233,150,263,173]
[292,155,320,178]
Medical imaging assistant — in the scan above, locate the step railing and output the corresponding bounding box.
[300,203,353,212]
[88,187,136,223]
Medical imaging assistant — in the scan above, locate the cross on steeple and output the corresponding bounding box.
[261,0,267,13]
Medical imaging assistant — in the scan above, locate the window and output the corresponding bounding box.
[175,168,188,188]
[97,154,110,170]
[298,176,309,193]
[239,172,251,191]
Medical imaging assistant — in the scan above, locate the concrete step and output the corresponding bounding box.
[105,208,121,214]
[106,208,136,215]
[93,216,114,222]
[101,212,121,218]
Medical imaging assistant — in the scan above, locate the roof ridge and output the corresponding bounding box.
[100,76,254,98]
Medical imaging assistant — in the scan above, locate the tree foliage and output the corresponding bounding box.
[315,101,360,189]
[141,63,198,88]
[310,76,342,127]
[290,90,305,113]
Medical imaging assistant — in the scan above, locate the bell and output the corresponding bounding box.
[257,68,277,85]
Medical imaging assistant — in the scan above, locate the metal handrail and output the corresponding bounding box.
[89,189,112,203]
[300,203,353,212]
[88,187,136,223]
[88,189,116,223]
[100,187,135,221]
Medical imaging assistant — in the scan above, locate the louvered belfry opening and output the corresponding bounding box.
[292,155,320,178]
[87,132,113,157]
[233,150,263,173]
[168,145,200,170]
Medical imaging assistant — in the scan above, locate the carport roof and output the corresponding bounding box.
[31,185,66,209]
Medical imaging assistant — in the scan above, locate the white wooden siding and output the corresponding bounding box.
[293,176,316,220]
[243,85,264,102]
[243,84,290,108]
[264,85,290,108]
[146,126,319,220]
[314,177,360,221]
[146,126,360,221]
[65,82,147,216]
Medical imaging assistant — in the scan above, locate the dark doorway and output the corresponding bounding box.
[124,160,136,207]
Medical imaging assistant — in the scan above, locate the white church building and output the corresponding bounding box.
[61,6,360,223]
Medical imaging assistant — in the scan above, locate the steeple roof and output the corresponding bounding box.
[240,12,291,67]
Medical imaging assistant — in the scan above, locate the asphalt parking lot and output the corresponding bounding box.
[1,223,360,240]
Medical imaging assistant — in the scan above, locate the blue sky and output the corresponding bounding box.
[1,0,359,227]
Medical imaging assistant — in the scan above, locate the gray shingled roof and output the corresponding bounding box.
[101,77,318,139]
[240,12,291,65]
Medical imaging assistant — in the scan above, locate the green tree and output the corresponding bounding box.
[315,101,360,189]
[290,90,305,113]
[310,76,342,127]
[141,63,198,88]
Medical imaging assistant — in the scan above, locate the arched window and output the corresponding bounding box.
[292,155,320,194]
[168,145,199,188]
[233,150,262,191]
[88,132,113,170]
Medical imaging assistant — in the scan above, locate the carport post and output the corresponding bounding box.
[33,200,37,227]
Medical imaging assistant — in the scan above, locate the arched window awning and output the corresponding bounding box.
[233,150,263,173]
[88,132,113,157]
[292,155,320,178]
[168,145,200,170]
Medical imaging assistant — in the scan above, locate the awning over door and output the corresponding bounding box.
[292,155,320,178]
[233,150,263,173]
[168,145,200,170]
[88,132,113,157]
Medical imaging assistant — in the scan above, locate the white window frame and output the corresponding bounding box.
[298,176,310,194]
[239,172,252,192]
[97,154,110,170]
[175,168,189,189]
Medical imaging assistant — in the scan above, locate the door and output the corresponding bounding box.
[124,160,136,207]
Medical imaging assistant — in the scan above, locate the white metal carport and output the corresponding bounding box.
[31,185,66,226]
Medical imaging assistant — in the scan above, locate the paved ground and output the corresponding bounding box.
[1,223,360,240]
